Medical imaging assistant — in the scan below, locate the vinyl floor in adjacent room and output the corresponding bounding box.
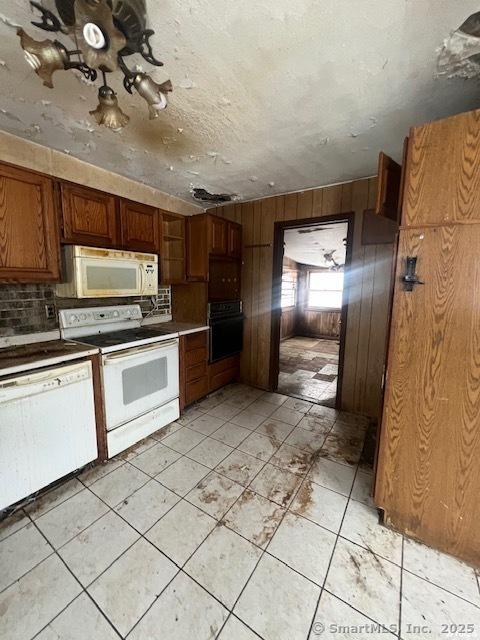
[278,336,340,407]
[1,384,479,640]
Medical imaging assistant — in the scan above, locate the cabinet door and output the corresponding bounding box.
[227,222,242,257]
[120,199,160,253]
[375,225,480,565]
[186,215,208,281]
[403,109,480,226]
[0,163,60,282]
[61,183,118,247]
[375,152,401,223]
[208,215,227,256]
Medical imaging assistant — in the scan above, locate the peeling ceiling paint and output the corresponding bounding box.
[0,1,479,204]
[284,224,348,268]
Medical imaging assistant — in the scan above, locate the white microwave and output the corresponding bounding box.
[56,245,158,298]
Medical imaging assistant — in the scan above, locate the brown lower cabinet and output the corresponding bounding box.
[179,330,240,409]
[179,330,209,410]
[208,355,240,393]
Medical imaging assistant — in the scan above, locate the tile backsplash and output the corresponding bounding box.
[0,284,172,337]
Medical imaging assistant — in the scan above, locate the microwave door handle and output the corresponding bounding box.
[139,264,146,294]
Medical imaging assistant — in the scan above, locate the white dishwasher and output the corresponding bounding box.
[0,360,98,511]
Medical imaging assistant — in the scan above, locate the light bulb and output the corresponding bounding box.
[83,23,106,50]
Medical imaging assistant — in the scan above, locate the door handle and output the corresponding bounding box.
[401,256,424,291]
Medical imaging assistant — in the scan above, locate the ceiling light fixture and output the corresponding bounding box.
[17,0,172,131]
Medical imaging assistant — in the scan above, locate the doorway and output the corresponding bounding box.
[270,213,354,409]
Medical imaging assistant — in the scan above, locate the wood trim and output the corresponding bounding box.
[89,354,108,462]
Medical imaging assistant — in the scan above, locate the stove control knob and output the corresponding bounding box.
[70,314,79,324]
[113,311,119,318]
[80,313,87,321]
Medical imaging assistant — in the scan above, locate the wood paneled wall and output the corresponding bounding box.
[297,309,341,339]
[208,177,395,417]
[280,308,296,340]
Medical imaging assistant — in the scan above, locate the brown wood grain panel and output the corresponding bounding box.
[321,185,342,215]
[353,245,376,410]
[297,309,341,339]
[240,202,254,384]
[340,182,353,212]
[0,163,60,282]
[280,307,296,340]
[297,190,314,218]
[364,243,395,416]
[375,225,480,565]
[403,109,480,227]
[256,197,276,388]
[284,193,298,220]
[312,189,323,217]
[275,195,286,222]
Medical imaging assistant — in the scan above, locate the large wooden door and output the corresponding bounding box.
[61,183,118,247]
[0,163,60,282]
[375,225,480,565]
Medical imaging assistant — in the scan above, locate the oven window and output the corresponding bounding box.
[122,358,168,405]
[86,266,137,291]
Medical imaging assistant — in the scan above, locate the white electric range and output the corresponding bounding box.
[60,305,180,458]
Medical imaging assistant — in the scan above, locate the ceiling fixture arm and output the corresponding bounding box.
[117,56,136,93]
[138,29,164,67]
[29,1,67,34]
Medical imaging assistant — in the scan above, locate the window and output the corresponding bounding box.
[308,271,344,309]
[281,271,297,308]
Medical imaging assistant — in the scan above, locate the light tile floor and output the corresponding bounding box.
[1,383,480,640]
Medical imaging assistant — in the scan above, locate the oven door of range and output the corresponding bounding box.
[102,339,179,431]
[209,314,244,363]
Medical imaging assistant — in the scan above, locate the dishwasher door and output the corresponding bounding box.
[0,360,98,511]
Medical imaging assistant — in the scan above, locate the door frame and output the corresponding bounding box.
[269,212,355,409]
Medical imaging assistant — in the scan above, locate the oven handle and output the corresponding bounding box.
[103,338,178,363]
[208,314,245,325]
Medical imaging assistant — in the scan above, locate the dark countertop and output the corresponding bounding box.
[0,340,99,378]
[144,321,209,336]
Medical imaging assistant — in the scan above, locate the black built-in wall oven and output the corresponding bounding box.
[208,301,244,363]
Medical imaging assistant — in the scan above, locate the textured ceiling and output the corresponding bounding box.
[284,223,348,268]
[0,1,479,205]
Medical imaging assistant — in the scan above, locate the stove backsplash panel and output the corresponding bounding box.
[0,284,172,337]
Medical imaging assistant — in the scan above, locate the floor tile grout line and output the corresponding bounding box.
[23,479,85,522]
[0,546,57,597]
[29,517,126,640]
[305,462,362,639]
[0,509,33,544]
[207,411,336,637]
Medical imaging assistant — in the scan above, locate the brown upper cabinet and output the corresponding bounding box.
[60,183,118,247]
[209,215,228,256]
[0,163,60,282]
[403,109,480,226]
[119,199,160,253]
[186,213,242,281]
[375,152,402,223]
[228,221,242,258]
